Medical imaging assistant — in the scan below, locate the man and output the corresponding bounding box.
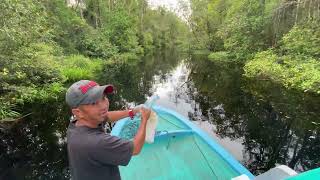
[65,80,151,180]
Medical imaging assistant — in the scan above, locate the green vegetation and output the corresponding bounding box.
[245,21,320,94]
[3,0,318,121]
[245,50,320,94]
[0,0,189,121]
[189,0,320,94]
[61,55,103,82]
[208,51,231,62]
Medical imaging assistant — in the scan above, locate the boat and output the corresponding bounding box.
[111,105,320,180]
[111,105,253,180]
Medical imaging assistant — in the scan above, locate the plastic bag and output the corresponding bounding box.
[145,110,158,143]
[135,95,159,143]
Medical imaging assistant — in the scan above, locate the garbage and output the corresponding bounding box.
[119,95,159,143]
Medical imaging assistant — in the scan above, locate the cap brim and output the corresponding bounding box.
[79,85,116,106]
[103,84,116,94]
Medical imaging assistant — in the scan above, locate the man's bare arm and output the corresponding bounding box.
[106,110,131,122]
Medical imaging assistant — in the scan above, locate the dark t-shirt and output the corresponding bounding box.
[67,120,133,180]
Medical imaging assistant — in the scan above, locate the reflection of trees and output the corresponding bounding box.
[0,97,70,179]
[186,55,246,139]
[242,79,320,173]
[99,50,183,109]
[186,56,320,174]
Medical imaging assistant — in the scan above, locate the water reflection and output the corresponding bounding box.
[148,56,247,162]
[0,51,319,179]
[184,55,320,174]
[129,53,320,174]
[0,98,71,179]
[241,79,320,174]
[98,50,184,108]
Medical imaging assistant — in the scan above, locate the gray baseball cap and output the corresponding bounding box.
[65,80,115,108]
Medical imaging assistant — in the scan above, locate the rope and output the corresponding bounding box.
[192,135,219,180]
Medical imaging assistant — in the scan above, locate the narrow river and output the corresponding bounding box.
[1,51,319,179]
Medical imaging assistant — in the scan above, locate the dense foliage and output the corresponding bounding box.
[0,0,189,120]
[245,22,320,94]
[188,0,320,94]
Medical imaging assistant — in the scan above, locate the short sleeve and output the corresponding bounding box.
[92,134,134,166]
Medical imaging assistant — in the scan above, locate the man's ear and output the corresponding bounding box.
[72,108,82,119]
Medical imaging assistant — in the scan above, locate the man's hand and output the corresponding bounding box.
[140,107,151,123]
[132,104,144,114]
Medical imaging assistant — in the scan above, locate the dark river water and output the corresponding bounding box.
[1,51,319,179]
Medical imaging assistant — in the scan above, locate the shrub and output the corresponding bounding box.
[0,43,63,87]
[208,51,231,62]
[60,55,103,82]
[244,50,320,94]
[281,23,320,58]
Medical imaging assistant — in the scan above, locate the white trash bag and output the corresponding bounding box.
[145,110,158,143]
[135,95,159,143]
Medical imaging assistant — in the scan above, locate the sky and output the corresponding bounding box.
[148,0,180,10]
[148,0,191,21]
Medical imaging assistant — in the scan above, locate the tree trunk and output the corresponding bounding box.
[97,0,101,27]
[295,0,300,25]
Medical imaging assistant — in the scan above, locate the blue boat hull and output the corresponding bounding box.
[111,105,254,180]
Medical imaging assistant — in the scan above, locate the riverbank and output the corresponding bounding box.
[188,0,319,95]
[207,22,320,95]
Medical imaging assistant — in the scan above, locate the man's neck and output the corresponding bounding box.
[75,119,99,128]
